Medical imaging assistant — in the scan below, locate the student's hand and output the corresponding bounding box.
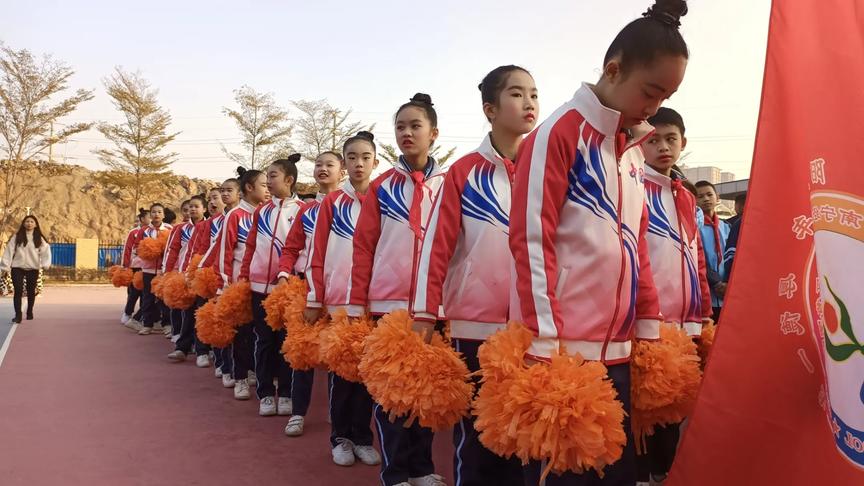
[714,282,727,298]
[303,307,322,324]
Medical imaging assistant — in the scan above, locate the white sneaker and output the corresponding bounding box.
[124,319,143,332]
[215,367,223,378]
[167,350,186,362]
[393,483,411,486]
[284,415,304,437]
[153,322,164,332]
[234,380,250,400]
[277,397,293,416]
[196,355,211,368]
[259,396,277,416]
[121,313,131,324]
[247,371,257,387]
[170,334,179,343]
[353,445,381,466]
[331,438,355,466]
[408,474,446,486]
[137,327,152,335]
[164,332,172,340]
[222,374,236,388]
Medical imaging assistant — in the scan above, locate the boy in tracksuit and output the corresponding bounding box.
[125,203,172,335]
[695,180,731,322]
[638,107,713,483]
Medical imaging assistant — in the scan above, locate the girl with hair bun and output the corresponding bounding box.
[411,64,538,486]
[302,132,380,463]
[506,1,689,484]
[215,167,268,401]
[238,154,304,417]
[347,94,447,485]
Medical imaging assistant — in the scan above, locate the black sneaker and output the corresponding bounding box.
[26,312,33,320]
[12,314,22,324]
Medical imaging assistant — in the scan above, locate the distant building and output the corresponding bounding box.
[679,164,740,219]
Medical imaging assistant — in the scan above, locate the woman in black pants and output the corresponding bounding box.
[1,215,51,323]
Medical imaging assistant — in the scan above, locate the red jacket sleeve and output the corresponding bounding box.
[349,179,384,307]
[635,203,662,339]
[696,231,713,319]
[307,196,335,308]
[278,204,309,278]
[162,224,184,273]
[122,229,136,267]
[509,124,573,339]
[239,208,260,282]
[218,213,239,284]
[411,166,465,321]
[190,219,209,257]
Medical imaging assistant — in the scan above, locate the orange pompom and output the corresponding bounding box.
[473,322,626,481]
[263,280,296,331]
[185,254,204,279]
[630,323,702,455]
[698,321,716,366]
[191,266,221,299]
[132,271,144,290]
[107,265,119,279]
[138,237,164,261]
[359,310,472,431]
[279,276,324,370]
[161,271,196,310]
[318,310,374,383]
[195,298,236,347]
[215,281,252,328]
[111,267,133,287]
[151,274,165,300]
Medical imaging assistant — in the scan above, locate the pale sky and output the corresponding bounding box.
[3,0,770,182]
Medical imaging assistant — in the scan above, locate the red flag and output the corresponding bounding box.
[668,1,864,484]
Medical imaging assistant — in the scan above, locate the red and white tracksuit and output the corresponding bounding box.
[239,195,303,295]
[510,83,661,362]
[277,194,325,280]
[643,165,712,335]
[214,200,255,292]
[412,134,515,341]
[306,182,367,314]
[133,222,173,275]
[350,158,447,316]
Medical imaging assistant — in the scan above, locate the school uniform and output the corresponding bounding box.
[121,226,142,317]
[412,134,523,486]
[350,157,446,485]
[134,222,172,328]
[638,166,713,480]
[162,221,191,336]
[699,212,731,321]
[306,182,375,449]
[276,194,325,418]
[175,218,212,357]
[216,201,255,381]
[239,194,303,400]
[199,213,230,372]
[509,83,662,485]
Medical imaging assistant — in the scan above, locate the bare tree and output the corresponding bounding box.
[0,44,93,231]
[222,86,294,170]
[292,99,373,160]
[378,142,458,167]
[93,68,179,213]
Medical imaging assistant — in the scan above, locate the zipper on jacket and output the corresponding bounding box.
[601,129,629,364]
[264,200,284,294]
[674,188,689,325]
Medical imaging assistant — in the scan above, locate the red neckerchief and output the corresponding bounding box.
[703,212,723,261]
[671,179,697,243]
[408,171,426,238]
[502,157,516,183]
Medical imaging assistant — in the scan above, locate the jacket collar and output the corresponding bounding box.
[572,83,655,147]
[476,133,508,166]
[644,164,671,187]
[238,199,256,213]
[396,155,443,180]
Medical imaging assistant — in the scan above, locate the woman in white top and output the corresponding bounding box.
[0,215,51,323]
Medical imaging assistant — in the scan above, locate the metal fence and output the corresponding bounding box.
[98,240,123,269]
[51,238,76,267]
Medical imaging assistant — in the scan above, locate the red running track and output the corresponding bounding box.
[0,286,454,485]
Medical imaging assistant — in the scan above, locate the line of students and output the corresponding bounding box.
[115,1,719,484]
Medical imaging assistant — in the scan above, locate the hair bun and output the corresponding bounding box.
[643,0,688,28]
[410,93,434,106]
[356,131,375,142]
[236,166,247,177]
[286,153,302,163]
